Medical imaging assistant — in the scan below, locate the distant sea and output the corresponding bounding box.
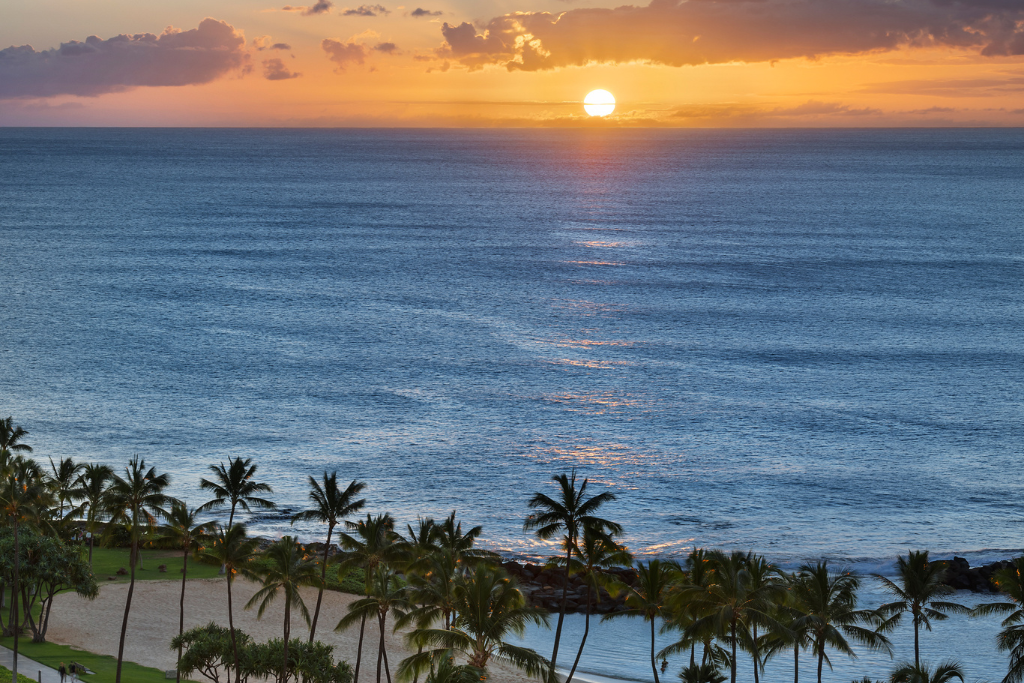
[2,128,1023,680]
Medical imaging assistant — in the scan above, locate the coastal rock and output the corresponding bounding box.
[942,556,1013,593]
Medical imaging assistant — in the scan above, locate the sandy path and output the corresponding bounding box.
[48,578,536,683]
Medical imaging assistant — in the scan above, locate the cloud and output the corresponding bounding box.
[410,7,443,17]
[342,4,390,15]
[437,0,1024,71]
[374,42,399,53]
[263,57,301,79]
[281,1,333,14]
[861,73,1024,96]
[0,18,248,99]
[322,38,368,69]
[672,100,883,121]
[253,36,293,51]
[906,105,958,113]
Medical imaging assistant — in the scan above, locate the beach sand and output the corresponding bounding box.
[47,578,535,683]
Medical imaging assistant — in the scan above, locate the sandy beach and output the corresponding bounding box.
[47,579,535,683]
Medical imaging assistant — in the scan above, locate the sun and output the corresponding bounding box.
[584,90,615,117]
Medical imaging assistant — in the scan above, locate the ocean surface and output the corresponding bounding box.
[1,128,1023,680]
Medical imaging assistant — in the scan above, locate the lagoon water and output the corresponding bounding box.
[2,128,1024,680]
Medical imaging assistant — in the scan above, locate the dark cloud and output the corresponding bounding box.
[907,105,958,113]
[672,100,882,120]
[861,74,1024,96]
[253,36,292,51]
[0,18,247,99]
[281,1,333,15]
[411,7,443,16]
[322,38,368,69]
[263,57,301,79]
[271,43,292,50]
[374,42,399,53]
[438,0,1024,71]
[342,4,390,15]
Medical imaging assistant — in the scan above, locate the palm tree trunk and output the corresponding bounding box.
[283,600,291,683]
[730,622,737,683]
[650,618,661,683]
[309,523,334,643]
[752,624,759,683]
[115,536,137,683]
[549,543,573,681]
[88,532,94,564]
[914,620,920,669]
[794,643,799,683]
[690,643,695,668]
[228,578,241,683]
[380,611,393,683]
[177,549,188,683]
[376,612,384,683]
[354,612,367,683]
[816,645,824,683]
[12,520,20,682]
[566,585,591,683]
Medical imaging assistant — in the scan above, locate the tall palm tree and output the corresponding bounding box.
[400,565,550,680]
[874,551,968,668]
[604,559,678,683]
[971,556,1024,683]
[160,501,214,683]
[401,548,461,632]
[434,511,497,565]
[337,513,405,683]
[338,564,412,683]
[665,548,725,670]
[888,660,965,683]
[291,472,365,643]
[743,553,783,683]
[47,456,85,521]
[105,455,172,683]
[247,535,321,683]
[0,456,49,682]
[0,416,33,466]
[198,456,276,527]
[524,469,620,680]
[761,571,814,683]
[792,561,892,683]
[199,523,259,683]
[78,463,113,564]
[561,530,631,683]
[681,551,784,683]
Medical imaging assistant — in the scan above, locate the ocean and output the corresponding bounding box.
[1,127,1023,680]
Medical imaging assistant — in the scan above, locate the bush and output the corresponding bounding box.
[0,665,36,683]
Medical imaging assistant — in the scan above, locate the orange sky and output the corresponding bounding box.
[1,0,1023,126]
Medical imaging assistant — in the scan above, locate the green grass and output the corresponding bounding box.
[87,548,224,584]
[0,664,35,683]
[0,639,194,683]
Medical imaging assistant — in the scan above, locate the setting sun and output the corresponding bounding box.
[584,90,615,117]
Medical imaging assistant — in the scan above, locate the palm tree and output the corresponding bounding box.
[199,523,259,683]
[336,513,405,683]
[400,565,550,680]
[681,551,784,683]
[604,559,678,683]
[401,548,461,632]
[523,469,620,680]
[792,561,892,683]
[874,551,968,668]
[971,556,1024,683]
[743,553,783,683]
[160,501,214,683]
[0,456,49,682]
[105,455,172,683]
[199,456,276,527]
[291,472,365,643]
[78,463,113,564]
[761,571,814,683]
[47,456,85,521]
[246,536,321,683]
[889,660,965,683]
[664,548,725,670]
[561,530,631,683]
[0,416,33,466]
[434,511,497,565]
[338,565,412,683]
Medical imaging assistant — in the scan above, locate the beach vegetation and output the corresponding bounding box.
[887,660,965,683]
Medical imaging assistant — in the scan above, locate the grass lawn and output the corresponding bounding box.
[0,639,195,683]
[87,548,224,584]
[0,665,35,683]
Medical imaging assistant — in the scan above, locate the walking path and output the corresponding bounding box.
[0,645,63,683]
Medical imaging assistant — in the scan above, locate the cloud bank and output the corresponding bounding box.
[439,0,1024,71]
[263,58,301,79]
[342,4,390,15]
[281,1,334,15]
[0,18,247,98]
[322,38,368,69]
[411,8,444,17]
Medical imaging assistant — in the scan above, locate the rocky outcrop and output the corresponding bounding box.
[942,557,1013,593]
[499,560,635,615]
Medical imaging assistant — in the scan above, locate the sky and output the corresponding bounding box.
[1,0,1023,126]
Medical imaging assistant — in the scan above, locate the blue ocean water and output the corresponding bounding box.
[2,128,1023,680]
